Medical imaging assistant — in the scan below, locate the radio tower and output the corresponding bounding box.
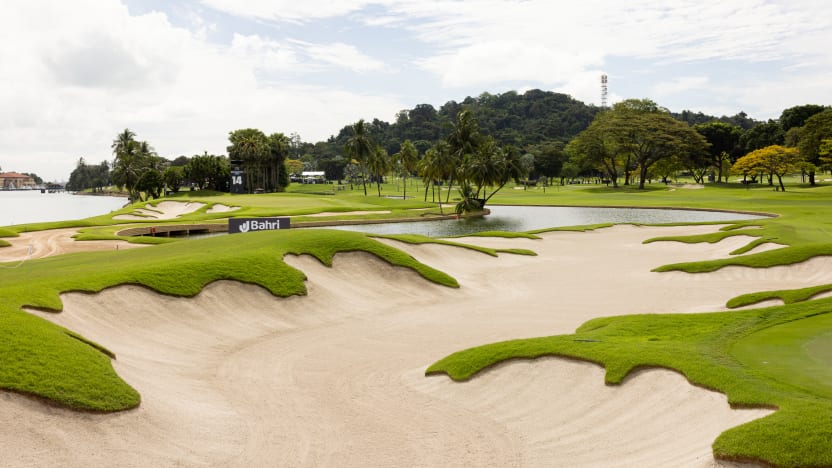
[600,74,608,108]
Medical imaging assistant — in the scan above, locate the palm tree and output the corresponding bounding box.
[398,139,419,199]
[111,128,145,202]
[368,146,391,197]
[418,148,437,202]
[227,129,268,193]
[445,110,481,202]
[344,119,374,196]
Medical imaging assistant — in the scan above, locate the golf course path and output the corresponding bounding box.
[9,224,831,466]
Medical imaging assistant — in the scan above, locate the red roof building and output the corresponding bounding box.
[0,172,36,189]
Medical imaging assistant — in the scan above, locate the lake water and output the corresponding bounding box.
[319,205,766,237]
[0,190,766,236]
[0,190,126,226]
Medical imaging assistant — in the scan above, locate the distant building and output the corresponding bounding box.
[300,171,326,184]
[0,172,36,189]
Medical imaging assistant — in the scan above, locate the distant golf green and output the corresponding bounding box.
[732,312,832,400]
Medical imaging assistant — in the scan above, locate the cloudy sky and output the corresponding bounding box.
[1,0,830,181]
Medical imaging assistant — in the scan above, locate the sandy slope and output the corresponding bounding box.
[114,201,206,220]
[0,227,144,263]
[7,224,832,466]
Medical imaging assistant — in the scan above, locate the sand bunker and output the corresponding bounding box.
[114,201,206,220]
[0,228,144,262]
[10,224,832,466]
[206,204,240,214]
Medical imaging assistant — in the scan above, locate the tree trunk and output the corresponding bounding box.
[809,170,816,185]
[361,164,368,196]
[777,175,786,192]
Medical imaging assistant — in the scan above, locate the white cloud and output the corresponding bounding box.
[653,76,710,98]
[290,40,387,73]
[199,0,380,22]
[3,0,832,181]
[0,1,404,181]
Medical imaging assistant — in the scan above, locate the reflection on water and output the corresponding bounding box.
[316,205,765,237]
[0,191,126,226]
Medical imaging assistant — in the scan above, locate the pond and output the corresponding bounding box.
[314,205,766,237]
[0,190,126,226]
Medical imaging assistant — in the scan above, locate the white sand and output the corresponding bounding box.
[7,224,832,466]
[206,203,240,214]
[0,228,144,262]
[114,201,206,220]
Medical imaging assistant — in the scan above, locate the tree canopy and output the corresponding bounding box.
[732,145,801,191]
[568,99,709,189]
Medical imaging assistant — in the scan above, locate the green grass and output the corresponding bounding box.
[0,229,458,411]
[727,284,832,308]
[4,178,832,465]
[371,233,537,257]
[421,179,832,466]
[449,231,542,239]
[426,300,832,467]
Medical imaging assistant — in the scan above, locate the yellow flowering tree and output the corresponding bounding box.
[732,145,801,192]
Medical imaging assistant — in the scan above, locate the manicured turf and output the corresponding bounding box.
[426,300,832,467]
[731,312,832,400]
[727,284,832,308]
[0,229,457,411]
[3,179,832,466]
[421,180,832,466]
[371,233,537,257]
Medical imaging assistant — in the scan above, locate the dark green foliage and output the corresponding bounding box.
[163,166,184,193]
[740,120,785,153]
[66,158,111,192]
[779,104,829,132]
[135,168,164,201]
[184,152,230,191]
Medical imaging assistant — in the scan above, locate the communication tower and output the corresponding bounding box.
[600,74,608,108]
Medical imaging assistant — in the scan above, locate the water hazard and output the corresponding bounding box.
[317,205,766,237]
[0,190,126,226]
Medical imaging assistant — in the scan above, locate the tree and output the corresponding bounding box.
[819,138,832,170]
[518,152,535,188]
[419,143,444,203]
[135,169,164,201]
[694,121,742,182]
[227,129,268,193]
[367,146,391,196]
[267,132,291,192]
[111,128,152,202]
[732,145,801,191]
[456,137,522,211]
[740,120,784,153]
[797,109,832,185]
[566,112,622,187]
[318,157,347,184]
[567,100,708,189]
[446,110,482,202]
[396,139,419,199]
[344,119,374,196]
[528,141,567,185]
[184,152,229,191]
[780,104,829,132]
[163,166,184,193]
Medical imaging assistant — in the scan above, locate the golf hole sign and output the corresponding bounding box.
[229,217,291,234]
